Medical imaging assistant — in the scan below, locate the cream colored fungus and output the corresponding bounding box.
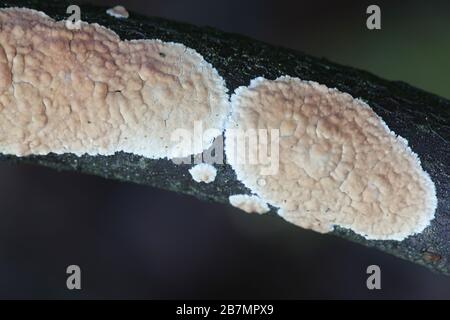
[229,194,270,214]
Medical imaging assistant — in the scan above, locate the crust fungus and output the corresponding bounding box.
[0,8,229,158]
[106,5,129,19]
[225,76,437,240]
[189,163,217,183]
[229,194,270,214]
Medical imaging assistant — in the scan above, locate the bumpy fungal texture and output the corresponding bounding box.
[229,194,270,214]
[106,5,129,19]
[0,8,229,158]
[225,76,437,240]
[189,163,217,183]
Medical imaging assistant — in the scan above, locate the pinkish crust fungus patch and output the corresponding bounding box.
[225,76,437,240]
[0,8,229,158]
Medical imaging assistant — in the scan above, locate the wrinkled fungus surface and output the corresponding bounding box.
[225,76,437,240]
[106,5,129,19]
[189,163,217,183]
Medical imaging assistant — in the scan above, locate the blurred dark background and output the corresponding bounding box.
[0,0,449,299]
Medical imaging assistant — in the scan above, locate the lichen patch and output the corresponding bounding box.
[0,8,229,158]
[225,76,437,240]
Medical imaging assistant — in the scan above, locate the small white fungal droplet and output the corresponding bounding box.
[106,5,129,19]
[189,163,217,183]
[225,76,437,240]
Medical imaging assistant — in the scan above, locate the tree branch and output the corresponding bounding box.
[1,0,449,275]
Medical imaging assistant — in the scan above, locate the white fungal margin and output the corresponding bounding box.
[189,163,217,183]
[225,76,437,241]
[229,194,270,214]
[0,7,229,159]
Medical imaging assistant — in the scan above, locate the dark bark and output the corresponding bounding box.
[1,0,449,275]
